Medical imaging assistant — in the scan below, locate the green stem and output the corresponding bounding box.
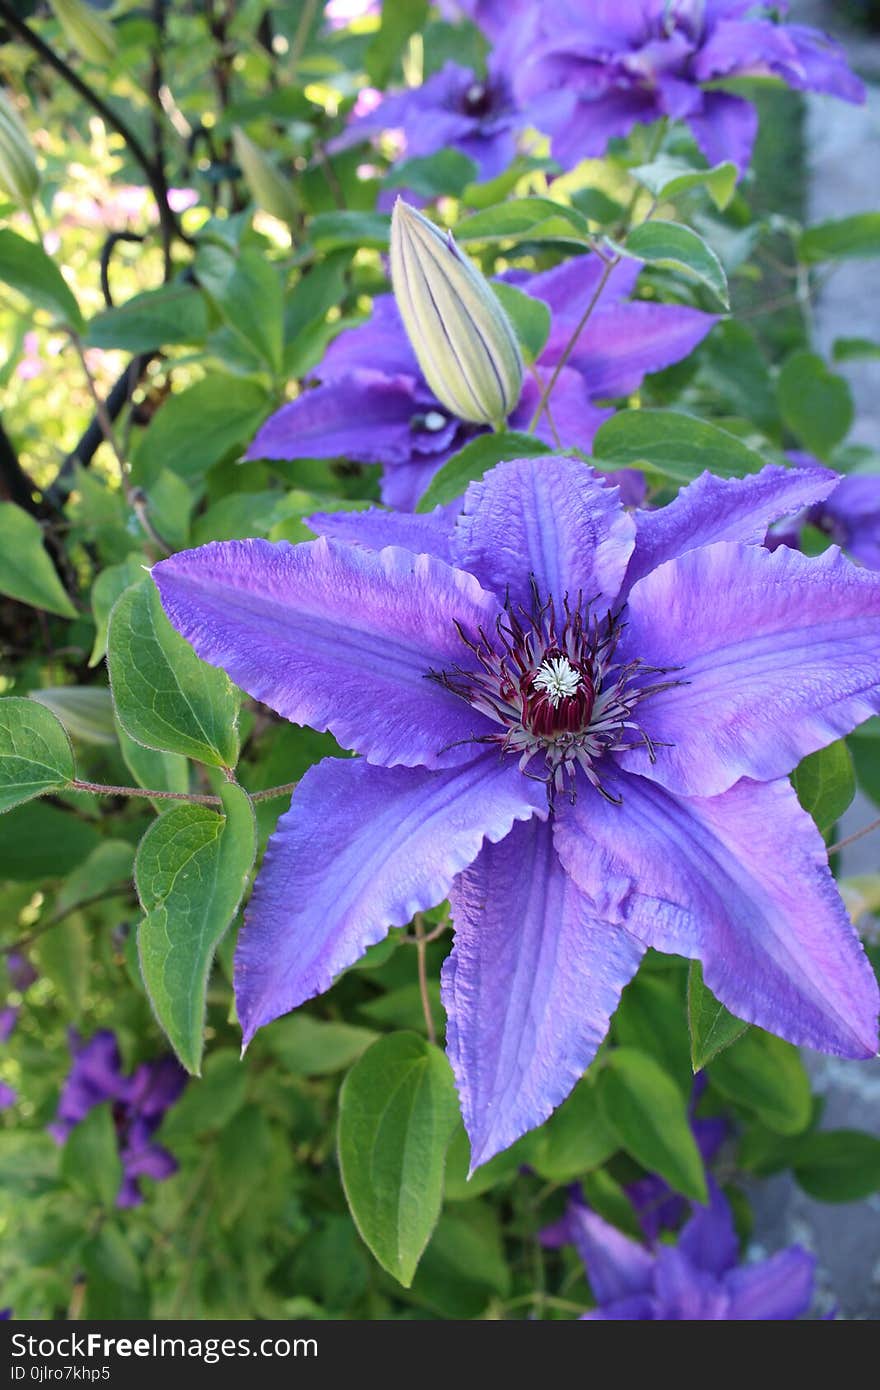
[68,778,298,806]
[527,252,619,434]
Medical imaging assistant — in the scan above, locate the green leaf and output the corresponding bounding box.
[0,696,75,813]
[525,1076,618,1182]
[687,962,748,1071]
[337,1031,460,1286]
[81,1224,148,1319]
[797,212,880,264]
[158,1047,247,1143]
[416,431,552,511]
[698,320,778,435]
[309,210,391,251]
[264,1014,377,1076]
[197,245,283,374]
[792,740,856,836]
[133,376,271,486]
[597,1048,707,1202]
[0,801,100,881]
[55,839,134,916]
[777,351,853,460]
[631,156,738,211]
[491,281,551,364]
[456,197,590,246]
[89,555,148,667]
[29,687,116,745]
[709,1029,812,1135]
[593,409,764,485]
[0,227,83,328]
[386,149,478,199]
[443,1125,525,1200]
[116,717,189,802]
[614,970,691,1094]
[136,780,256,1073]
[61,1104,122,1209]
[0,502,78,617]
[832,336,880,363]
[36,909,89,1017]
[108,576,241,768]
[793,1130,880,1202]
[623,219,729,308]
[366,0,429,85]
[409,1205,510,1317]
[85,283,207,352]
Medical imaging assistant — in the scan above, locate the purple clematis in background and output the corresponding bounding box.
[330,57,525,186]
[547,1182,819,1320]
[248,254,715,510]
[153,455,880,1166]
[767,453,880,571]
[496,0,864,174]
[49,1030,187,1207]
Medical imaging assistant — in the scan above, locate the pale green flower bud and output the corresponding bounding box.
[390,198,523,429]
[0,91,39,207]
[232,128,300,226]
[49,0,118,66]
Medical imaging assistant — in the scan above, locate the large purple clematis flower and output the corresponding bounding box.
[153,456,880,1167]
[49,1030,187,1208]
[248,254,716,510]
[551,1181,819,1320]
[504,0,864,174]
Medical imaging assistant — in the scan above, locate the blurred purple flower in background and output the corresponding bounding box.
[547,1182,818,1320]
[331,57,524,184]
[248,254,715,509]
[49,1031,186,1208]
[154,456,880,1165]
[0,952,37,1106]
[767,453,880,570]
[482,0,866,173]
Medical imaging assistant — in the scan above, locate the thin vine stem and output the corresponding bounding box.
[527,250,619,434]
[68,778,299,806]
[826,814,880,857]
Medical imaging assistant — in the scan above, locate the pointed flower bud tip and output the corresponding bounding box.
[390,197,523,429]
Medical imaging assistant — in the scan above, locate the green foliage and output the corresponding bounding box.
[107,577,241,769]
[597,1048,708,1202]
[0,697,75,812]
[623,219,729,307]
[416,431,552,511]
[792,741,856,835]
[136,781,256,1072]
[338,1033,460,1286]
[593,409,764,484]
[0,503,77,617]
[687,963,748,1071]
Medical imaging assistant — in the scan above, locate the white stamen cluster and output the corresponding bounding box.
[533,655,581,707]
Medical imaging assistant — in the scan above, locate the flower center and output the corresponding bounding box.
[462,81,492,117]
[431,582,678,802]
[410,409,448,433]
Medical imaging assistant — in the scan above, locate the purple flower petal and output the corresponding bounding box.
[624,463,839,593]
[0,1007,18,1044]
[562,1203,656,1304]
[443,816,644,1168]
[570,301,717,399]
[451,456,635,612]
[236,754,545,1044]
[725,1247,817,1320]
[686,92,759,174]
[321,296,420,381]
[617,541,880,796]
[305,504,458,562]
[0,1081,16,1109]
[154,537,504,770]
[652,1247,730,1319]
[677,1179,739,1277]
[246,372,449,468]
[554,771,879,1058]
[581,1294,658,1320]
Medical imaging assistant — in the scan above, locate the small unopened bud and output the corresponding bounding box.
[232,128,299,225]
[0,92,39,207]
[49,0,118,66]
[390,198,523,429]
